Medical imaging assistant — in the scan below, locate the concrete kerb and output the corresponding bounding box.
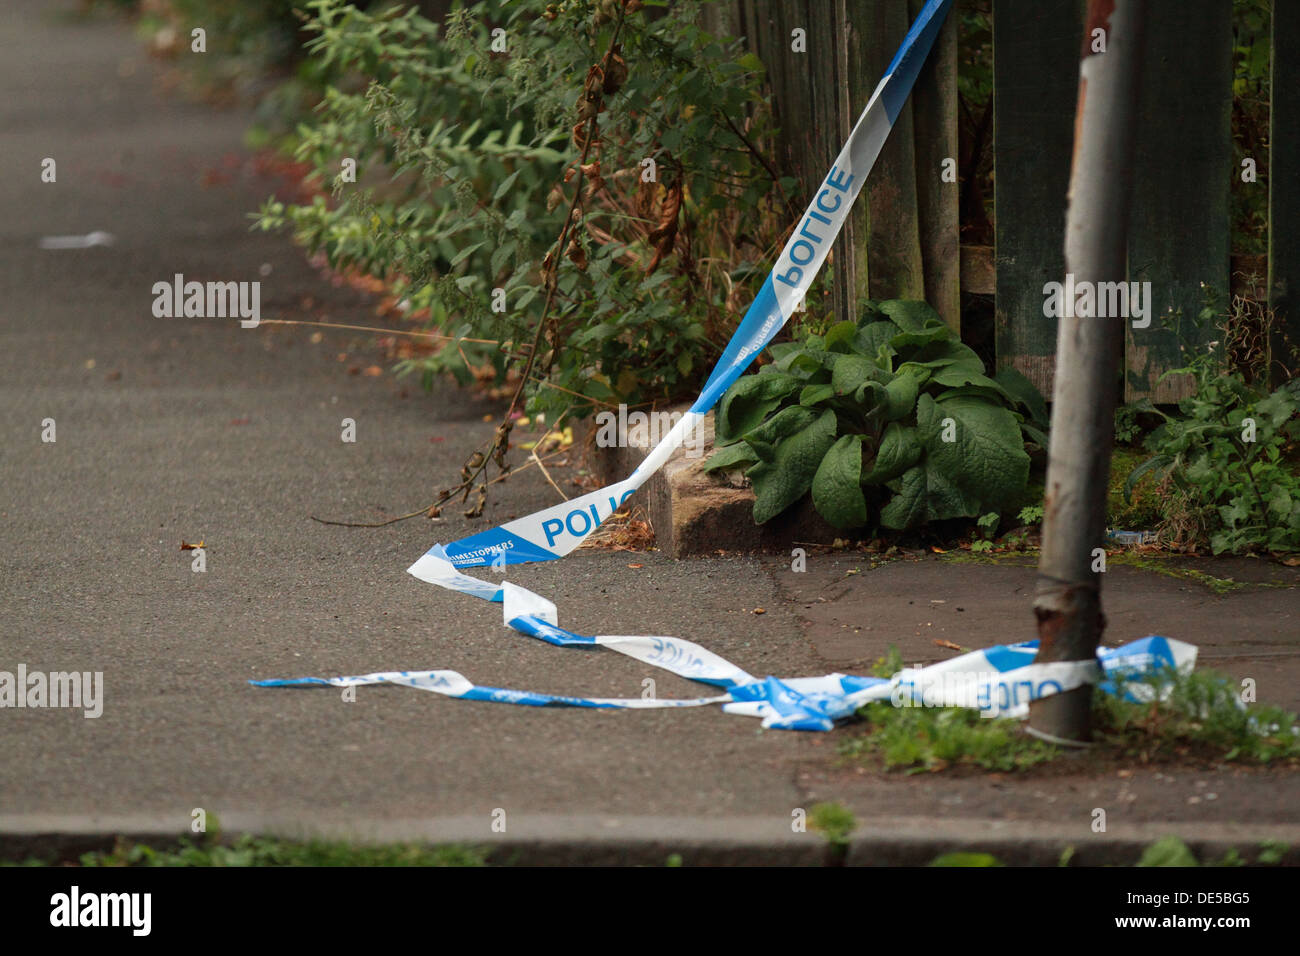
[582,405,841,558]
[3,814,1298,866]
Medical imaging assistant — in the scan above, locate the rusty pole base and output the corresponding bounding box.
[1025,686,1096,747]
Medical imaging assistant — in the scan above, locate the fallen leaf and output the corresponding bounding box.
[362,365,383,377]
[930,545,947,553]
[752,608,766,615]
[180,539,204,550]
[933,639,966,652]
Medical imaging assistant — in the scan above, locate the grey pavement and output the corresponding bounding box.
[0,0,821,839]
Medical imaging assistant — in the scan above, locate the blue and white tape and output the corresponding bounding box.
[257,551,1197,731]
[258,0,1200,732]
[410,0,956,574]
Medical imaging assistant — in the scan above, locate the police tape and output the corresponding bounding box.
[255,0,1199,731]
[410,0,956,576]
[255,551,1198,730]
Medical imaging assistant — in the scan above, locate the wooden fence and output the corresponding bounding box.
[725,0,1298,401]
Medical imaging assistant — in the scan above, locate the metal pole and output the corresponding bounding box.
[1028,0,1146,745]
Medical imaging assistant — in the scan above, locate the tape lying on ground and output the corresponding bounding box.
[257,548,1199,731]
[257,0,1200,731]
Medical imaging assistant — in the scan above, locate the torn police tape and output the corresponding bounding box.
[255,0,1198,730]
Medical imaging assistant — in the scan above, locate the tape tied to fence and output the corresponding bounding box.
[256,0,1199,730]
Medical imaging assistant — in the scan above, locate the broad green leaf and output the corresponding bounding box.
[824,320,858,353]
[879,461,980,529]
[856,299,883,326]
[923,394,1031,508]
[789,353,833,380]
[1136,836,1199,867]
[767,342,801,364]
[931,367,1012,397]
[855,379,889,415]
[889,326,952,350]
[854,321,900,365]
[744,404,820,462]
[1020,422,1050,448]
[750,408,838,523]
[878,299,942,332]
[812,435,868,529]
[716,372,801,443]
[863,422,921,484]
[832,356,884,396]
[937,384,1008,404]
[994,367,1049,426]
[702,441,759,473]
[901,338,984,374]
[883,370,921,422]
[799,383,835,406]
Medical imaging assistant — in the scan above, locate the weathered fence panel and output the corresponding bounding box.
[992,0,1083,396]
[727,0,1274,400]
[735,0,956,327]
[910,0,961,330]
[1125,0,1232,403]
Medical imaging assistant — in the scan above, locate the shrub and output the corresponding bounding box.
[704,299,1047,531]
[1125,299,1300,554]
[256,0,791,424]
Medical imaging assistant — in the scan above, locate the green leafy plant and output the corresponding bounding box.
[704,299,1046,531]
[259,0,786,422]
[1135,836,1200,868]
[970,510,999,551]
[808,802,857,850]
[1124,303,1300,554]
[1095,666,1300,765]
[1113,401,1148,445]
[252,0,797,514]
[841,700,1060,773]
[1017,504,1043,525]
